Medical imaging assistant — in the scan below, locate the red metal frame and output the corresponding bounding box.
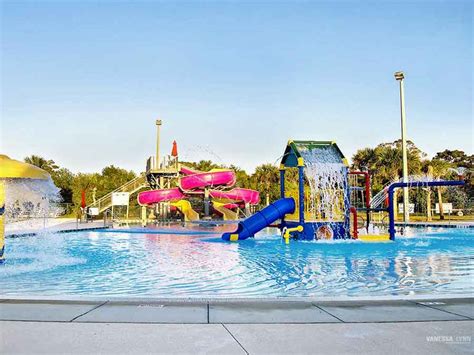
[349,206,358,239]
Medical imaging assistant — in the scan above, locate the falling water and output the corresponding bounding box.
[4,178,62,231]
[180,145,226,166]
[299,145,349,223]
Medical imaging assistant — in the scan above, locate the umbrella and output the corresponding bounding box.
[81,190,86,209]
[171,140,178,157]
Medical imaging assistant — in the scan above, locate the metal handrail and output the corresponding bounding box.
[370,180,398,208]
[87,173,148,212]
[387,180,465,240]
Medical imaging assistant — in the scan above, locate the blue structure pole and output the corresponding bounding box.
[280,169,285,199]
[298,165,305,225]
[280,168,286,225]
[388,180,464,240]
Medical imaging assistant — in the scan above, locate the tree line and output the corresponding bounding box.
[24,141,473,214]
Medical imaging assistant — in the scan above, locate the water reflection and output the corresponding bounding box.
[1,227,473,297]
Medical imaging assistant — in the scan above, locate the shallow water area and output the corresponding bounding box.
[2,225,473,298]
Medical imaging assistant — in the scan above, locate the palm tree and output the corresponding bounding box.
[430,159,454,220]
[251,164,280,205]
[24,155,59,173]
[352,147,377,172]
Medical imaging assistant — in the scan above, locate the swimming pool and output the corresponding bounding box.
[2,225,473,298]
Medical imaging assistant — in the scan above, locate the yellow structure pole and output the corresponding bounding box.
[141,206,147,227]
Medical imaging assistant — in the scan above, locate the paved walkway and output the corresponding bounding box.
[1,298,472,354]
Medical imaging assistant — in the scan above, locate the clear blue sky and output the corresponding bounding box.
[1,1,472,173]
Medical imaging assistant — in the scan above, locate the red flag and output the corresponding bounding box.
[81,190,86,209]
[171,140,178,157]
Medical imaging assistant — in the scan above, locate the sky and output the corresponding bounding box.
[1,1,472,174]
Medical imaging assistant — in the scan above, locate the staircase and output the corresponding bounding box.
[87,174,148,213]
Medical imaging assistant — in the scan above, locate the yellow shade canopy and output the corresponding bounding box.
[0,155,50,180]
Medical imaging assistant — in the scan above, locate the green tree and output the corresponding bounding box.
[24,155,59,174]
[51,168,74,203]
[180,160,224,172]
[351,147,378,172]
[228,165,251,188]
[24,155,75,203]
[352,140,425,193]
[95,165,136,197]
[427,159,453,220]
[434,150,473,168]
[71,173,100,207]
[250,164,280,205]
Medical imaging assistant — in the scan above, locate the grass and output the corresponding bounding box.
[406,214,474,222]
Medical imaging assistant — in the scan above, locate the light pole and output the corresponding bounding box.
[394,71,410,222]
[156,119,162,169]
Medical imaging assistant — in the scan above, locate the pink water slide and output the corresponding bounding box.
[138,188,185,205]
[137,166,260,206]
[180,170,236,190]
[210,188,260,205]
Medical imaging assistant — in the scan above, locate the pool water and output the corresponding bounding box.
[2,226,473,298]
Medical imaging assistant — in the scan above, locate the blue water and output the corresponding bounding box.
[2,226,473,298]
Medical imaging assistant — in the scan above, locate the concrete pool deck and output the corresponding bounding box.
[1,297,472,354]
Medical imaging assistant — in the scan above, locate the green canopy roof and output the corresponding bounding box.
[280,140,348,168]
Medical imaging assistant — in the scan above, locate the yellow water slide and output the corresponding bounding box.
[212,202,238,221]
[171,200,200,222]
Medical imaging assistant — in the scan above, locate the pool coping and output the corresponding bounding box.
[1,295,472,325]
[5,226,110,238]
[394,222,474,228]
[6,219,473,238]
[1,293,472,303]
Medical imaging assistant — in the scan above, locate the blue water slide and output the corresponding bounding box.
[222,198,295,241]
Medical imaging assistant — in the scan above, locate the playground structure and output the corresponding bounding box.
[222,140,465,242]
[81,123,465,240]
[223,141,351,241]
[84,138,260,222]
[0,155,52,263]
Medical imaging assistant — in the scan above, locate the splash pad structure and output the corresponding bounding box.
[223,140,352,241]
[223,140,465,242]
[0,155,56,262]
[279,140,351,240]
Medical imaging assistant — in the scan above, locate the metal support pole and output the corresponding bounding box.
[279,168,286,224]
[298,166,305,225]
[126,202,129,223]
[395,72,409,222]
[279,168,285,199]
[244,203,250,216]
[204,188,210,217]
[141,206,147,227]
[156,119,162,169]
[427,188,432,221]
